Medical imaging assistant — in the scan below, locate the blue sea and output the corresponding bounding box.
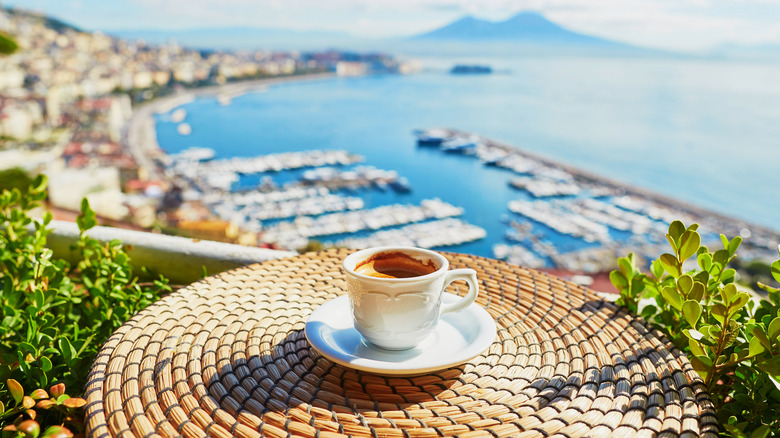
[155,55,780,258]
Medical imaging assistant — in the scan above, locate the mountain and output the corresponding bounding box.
[414,12,634,50]
[109,27,355,51]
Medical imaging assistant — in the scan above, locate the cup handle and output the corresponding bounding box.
[440,268,479,315]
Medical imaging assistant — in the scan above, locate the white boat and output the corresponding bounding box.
[170,108,187,123]
[441,137,477,154]
[416,129,450,146]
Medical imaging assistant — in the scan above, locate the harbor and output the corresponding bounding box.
[151,88,780,274]
[412,127,780,271]
[162,146,489,253]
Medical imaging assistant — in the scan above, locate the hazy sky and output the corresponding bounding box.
[5,0,780,51]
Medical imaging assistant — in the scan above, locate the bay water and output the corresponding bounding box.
[155,55,780,258]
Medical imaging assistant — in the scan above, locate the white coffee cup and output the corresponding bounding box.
[342,246,479,350]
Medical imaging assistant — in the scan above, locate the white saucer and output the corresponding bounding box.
[305,293,496,375]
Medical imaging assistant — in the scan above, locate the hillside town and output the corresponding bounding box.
[0,6,413,242]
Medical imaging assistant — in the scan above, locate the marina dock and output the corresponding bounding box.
[154,124,778,273]
[164,147,488,253]
[416,128,780,271]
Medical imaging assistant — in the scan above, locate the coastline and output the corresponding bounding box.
[123,73,779,261]
[123,72,337,180]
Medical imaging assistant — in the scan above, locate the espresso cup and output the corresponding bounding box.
[342,246,479,350]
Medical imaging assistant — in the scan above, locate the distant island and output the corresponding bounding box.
[450,65,493,74]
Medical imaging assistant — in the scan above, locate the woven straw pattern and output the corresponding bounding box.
[85,249,718,438]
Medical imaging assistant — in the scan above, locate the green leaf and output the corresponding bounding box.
[720,234,730,251]
[710,323,724,338]
[679,230,701,261]
[697,252,712,272]
[77,198,97,232]
[31,174,47,193]
[689,282,705,302]
[759,282,780,296]
[666,234,678,252]
[650,259,664,280]
[751,327,773,351]
[713,249,729,266]
[33,288,44,309]
[711,303,727,324]
[751,425,770,438]
[724,319,739,348]
[695,354,713,368]
[18,342,36,356]
[722,424,748,438]
[57,337,76,365]
[721,268,737,283]
[618,256,634,277]
[660,253,681,278]
[677,274,693,296]
[721,283,738,305]
[40,355,52,372]
[728,236,742,256]
[640,304,657,321]
[661,286,683,311]
[668,220,686,245]
[610,270,628,291]
[630,277,644,296]
[690,355,712,382]
[748,337,766,356]
[758,355,780,376]
[771,260,780,284]
[7,378,24,404]
[768,317,780,341]
[730,292,750,314]
[41,426,73,438]
[682,300,702,328]
[689,337,707,356]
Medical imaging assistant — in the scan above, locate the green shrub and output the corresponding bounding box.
[0,33,17,56]
[0,175,171,436]
[611,220,780,437]
[0,169,35,196]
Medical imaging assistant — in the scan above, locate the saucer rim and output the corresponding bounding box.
[304,293,497,375]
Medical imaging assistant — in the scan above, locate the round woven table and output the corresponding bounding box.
[84,249,718,438]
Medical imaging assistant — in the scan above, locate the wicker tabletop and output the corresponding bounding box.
[84,249,718,438]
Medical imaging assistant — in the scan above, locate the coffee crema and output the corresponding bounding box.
[355,251,438,279]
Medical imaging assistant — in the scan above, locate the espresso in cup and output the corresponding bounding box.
[354,251,438,279]
[343,246,479,350]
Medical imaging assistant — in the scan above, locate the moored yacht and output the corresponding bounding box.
[416,128,450,146]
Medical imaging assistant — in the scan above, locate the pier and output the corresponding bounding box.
[261,199,466,249]
[336,218,487,249]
